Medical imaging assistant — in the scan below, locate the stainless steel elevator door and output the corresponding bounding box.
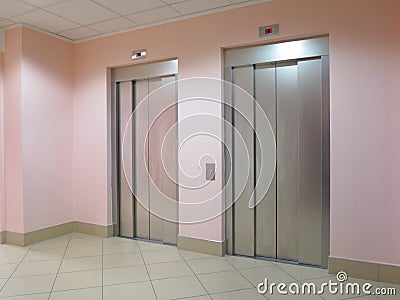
[231,57,327,266]
[135,79,150,239]
[255,63,277,258]
[232,66,255,257]
[117,75,178,245]
[298,58,323,265]
[276,61,299,262]
[118,81,134,238]
[148,76,178,245]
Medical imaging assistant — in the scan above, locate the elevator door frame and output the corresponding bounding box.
[110,59,179,243]
[223,37,330,268]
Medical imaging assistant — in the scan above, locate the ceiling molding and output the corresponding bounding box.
[1,22,74,43]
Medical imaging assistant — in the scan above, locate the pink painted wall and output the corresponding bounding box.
[20,28,74,232]
[2,27,73,233]
[3,28,24,233]
[0,52,4,232]
[329,0,400,266]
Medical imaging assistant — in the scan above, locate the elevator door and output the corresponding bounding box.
[117,75,178,245]
[231,57,329,266]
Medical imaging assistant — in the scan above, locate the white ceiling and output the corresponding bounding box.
[0,0,269,42]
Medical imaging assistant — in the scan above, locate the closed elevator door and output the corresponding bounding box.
[231,57,329,266]
[117,75,178,245]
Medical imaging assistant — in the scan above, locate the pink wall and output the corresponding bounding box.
[0,52,4,232]
[329,0,400,266]
[21,28,74,232]
[2,28,73,233]
[3,28,24,233]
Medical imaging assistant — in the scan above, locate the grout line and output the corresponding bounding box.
[225,260,255,287]
[0,246,31,294]
[103,278,150,287]
[137,243,159,300]
[220,259,258,289]
[48,235,72,299]
[272,262,308,282]
[180,252,212,298]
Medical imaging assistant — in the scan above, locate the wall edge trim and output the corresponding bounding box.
[329,256,400,285]
[177,235,226,257]
[1,222,115,246]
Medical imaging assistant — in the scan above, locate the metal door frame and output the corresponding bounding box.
[110,59,179,242]
[223,37,330,268]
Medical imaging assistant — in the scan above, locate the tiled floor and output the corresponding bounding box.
[0,233,398,299]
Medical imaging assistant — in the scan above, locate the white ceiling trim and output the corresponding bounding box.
[1,22,74,43]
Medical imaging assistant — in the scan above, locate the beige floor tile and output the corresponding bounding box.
[223,256,274,270]
[0,294,50,299]
[265,289,324,300]
[103,253,144,268]
[0,274,56,297]
[12,260,61,277]
[66,233,88,238]
[103,242,140,255]
[59,256,102,273]
[30,237,69,250]
[49,287,102,300]
[0,252,26,265]
[146,261,194,280]
[68,237,103,247]
[187,258,235,274]
[179,250,215,261]
[103,237,137,245]
[211,288,266,300]
[142,250,183,265]
[138,241,175,252]
[181,296,212,300]
[64,245,102,258]
[23,248,65,262]
[69,234,102,241]
[239,266,297,287]
[103,281,157,300]
[0,245,30,255]
[276,263,329,281]
[52,270,102,291]
[197,270,253,294]
[103,265,149,285]
[0,263,18,279]
[0,278,7,289]
[152,275,208,300]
